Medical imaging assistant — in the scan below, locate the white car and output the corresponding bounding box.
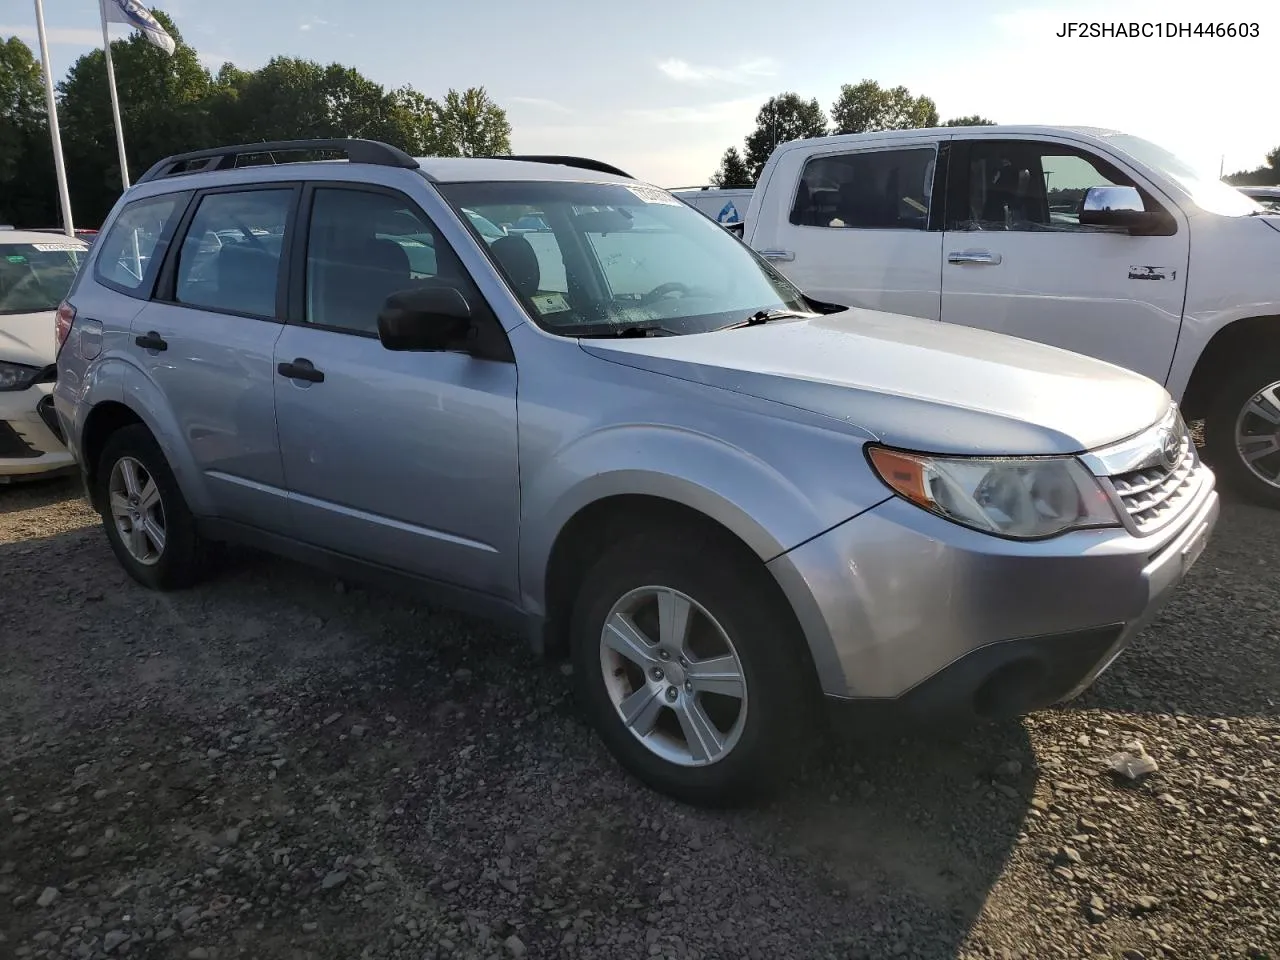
[0,229,88,482]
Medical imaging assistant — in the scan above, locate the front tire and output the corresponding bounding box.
[1204,361,1280,508]
[570,529,815,806]
[97,424,206,590]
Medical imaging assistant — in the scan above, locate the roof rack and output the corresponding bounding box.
[483,155,633,179]
[135,138,419,184]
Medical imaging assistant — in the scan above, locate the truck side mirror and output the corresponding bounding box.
[1079,185,1173,235]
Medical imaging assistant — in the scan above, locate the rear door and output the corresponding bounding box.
[128,184,296,530]
[749,137,948,319]
[938,136,1189,384]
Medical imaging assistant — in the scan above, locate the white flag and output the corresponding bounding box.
[101,0,176,55]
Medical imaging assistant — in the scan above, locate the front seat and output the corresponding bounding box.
[327,237,412,332]
[490,235,541,298]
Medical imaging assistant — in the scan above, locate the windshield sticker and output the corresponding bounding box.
[625,185,682,206]
[6,255,26,263]
[31,243,83,252]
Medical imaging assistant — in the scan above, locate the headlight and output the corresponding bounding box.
[867,445,1120,539]
[0,361,41,392]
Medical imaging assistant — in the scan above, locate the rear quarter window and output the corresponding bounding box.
[93,192,192,297]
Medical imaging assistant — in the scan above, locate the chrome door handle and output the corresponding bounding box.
[759,249,795,262]
[948,250,1002,265]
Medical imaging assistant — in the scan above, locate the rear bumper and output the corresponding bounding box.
[769,465,1219,721]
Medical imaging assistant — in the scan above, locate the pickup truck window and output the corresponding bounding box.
[789,147,935,230]
[949,140,1159,233]
[440,180,810,337]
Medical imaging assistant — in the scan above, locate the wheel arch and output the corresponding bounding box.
[1180,314,1280,421]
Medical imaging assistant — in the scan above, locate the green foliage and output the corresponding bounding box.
[943,114,997,127]
[830,80,938,135]
[1,8,514,227]
[743,93,827,182]
[1224,146,1280,186]
[711,147,753,188]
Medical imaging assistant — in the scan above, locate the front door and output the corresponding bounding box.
[755,139,945,320]
[938,137,1189,385]
[272,184,520,601]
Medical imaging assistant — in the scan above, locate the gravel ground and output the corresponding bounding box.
[1,476,1277,960]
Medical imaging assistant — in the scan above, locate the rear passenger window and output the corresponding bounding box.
[790,147,936,230]
[303,187,473,335]
[94,192,190,295]
[174,189,293,318]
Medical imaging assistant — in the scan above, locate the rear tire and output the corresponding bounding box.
[97,424,206,590]
[1204,360,1280,509]
[570,528,816,806]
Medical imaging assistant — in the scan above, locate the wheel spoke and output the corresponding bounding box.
[137,476,162,512]
[109,492,131,520]
[1244,391,1280,427]
[128,521,149,559]
[1240,435,1280,463]
[119,458,143,498]
[686,654,745,699]
[603,613,660,669]
[142,517,166,555]
[657,589,693,652]
[618,686,665,737]
[674,697,724,763]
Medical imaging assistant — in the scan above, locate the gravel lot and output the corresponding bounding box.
[1,476,1277,960]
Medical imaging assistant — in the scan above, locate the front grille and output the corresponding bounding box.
[0,420,42,459]
[1108,430,1199,535]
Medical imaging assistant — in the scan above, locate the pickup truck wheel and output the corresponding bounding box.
[570,531,813,806]
[1205,362,1280,508]
[97,424,206,590]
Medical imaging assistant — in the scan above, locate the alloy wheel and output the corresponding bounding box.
[108,455,167,566]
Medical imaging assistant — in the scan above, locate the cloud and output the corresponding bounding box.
[197,52,237,69]
[507,96,574,114]
[657,57,776,85]
[0,25,102,46]
[299,18,329,31]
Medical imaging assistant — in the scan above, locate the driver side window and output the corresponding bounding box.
[951,141,1148,233]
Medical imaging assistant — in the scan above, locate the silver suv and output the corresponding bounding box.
[54,139,1219,805]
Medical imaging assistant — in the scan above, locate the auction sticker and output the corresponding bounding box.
[32,243,84,252]
[625,185,682,206]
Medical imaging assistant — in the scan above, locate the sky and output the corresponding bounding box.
[3,0,1277,187]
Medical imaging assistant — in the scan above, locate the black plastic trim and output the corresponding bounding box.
[135,139,419,184]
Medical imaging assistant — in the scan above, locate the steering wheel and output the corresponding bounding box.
[638,281,693,305]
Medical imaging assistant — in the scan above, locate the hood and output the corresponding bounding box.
[0,310,55,368]
[579,308,1172,456]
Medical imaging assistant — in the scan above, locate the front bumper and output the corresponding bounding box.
[0,383,75,482]
[768,466,1219,727]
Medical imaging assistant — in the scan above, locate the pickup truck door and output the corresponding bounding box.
[750,138,947,320]
[938,137,1189,385]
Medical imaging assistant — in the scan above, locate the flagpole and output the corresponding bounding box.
[98,0,130,188]
[32,0,75,236]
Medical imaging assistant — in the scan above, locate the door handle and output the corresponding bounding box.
[759,248,795,262]
[277,358,325,383]
[134,331,167,351]
[947,250,1002,265]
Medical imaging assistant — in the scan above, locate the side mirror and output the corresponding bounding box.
[1078,185,1171,234]
[377,284,472,352]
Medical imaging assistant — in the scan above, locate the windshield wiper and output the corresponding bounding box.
[721,308,810,330]
[569,321,680,338]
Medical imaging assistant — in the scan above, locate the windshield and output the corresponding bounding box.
[437,180,810,336]
[0,241,86,315]
[1101,133,1264,217]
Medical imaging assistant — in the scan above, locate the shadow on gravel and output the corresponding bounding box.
[1062,491,1280,722]
[0,473,80,515]
[0,527,1036,960]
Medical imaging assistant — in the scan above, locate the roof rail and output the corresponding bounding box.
[135,138,419,184]
[483,155,633,179]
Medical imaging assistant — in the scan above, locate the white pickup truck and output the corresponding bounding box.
[739,125,1280,507]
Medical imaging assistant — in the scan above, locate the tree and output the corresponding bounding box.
[1225,146,1280,186]
[434,87,511,157]
[0,36,54,225]
[829,80,938,135]
[743,93,827,181]
[943,114,996,127]
[711,146,753,188]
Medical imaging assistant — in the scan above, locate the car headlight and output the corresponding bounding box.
[0,361,41,392]
[867,445,1120,539]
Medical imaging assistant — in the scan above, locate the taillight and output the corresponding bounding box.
[55,300,77,355]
